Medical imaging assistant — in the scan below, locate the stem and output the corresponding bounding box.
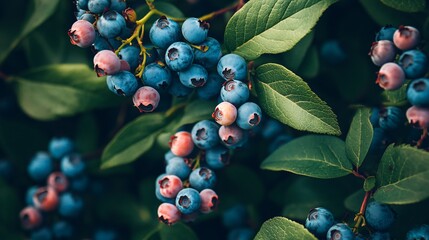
[416,127,428,148]
[352,170,366,180]
[165,103,187,118]
[359,191,371,214]
[352,191,371,233]
[199,1,242,21]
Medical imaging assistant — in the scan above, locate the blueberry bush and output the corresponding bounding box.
[1,0,429,239]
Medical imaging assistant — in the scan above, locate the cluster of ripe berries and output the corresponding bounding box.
[369,25,429,148]
[305,202,428,239]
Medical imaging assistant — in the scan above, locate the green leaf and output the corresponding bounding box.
[255,217,317,240]
[0,0,60,64]
[261,135,353,178]
[224,0,337,60]
[344,190,365,212]
[374,145,429,204]
[254,63,340,135]
[101,113,166,169]
[381,81,409,106]
[380,0,426,13]
[280,32,315,72]
[159,223,198,240]
[364,176,376,192]
[296,46,319,79]
[175,100,217,128]
[345,107,373,167]
[11,64,121,121]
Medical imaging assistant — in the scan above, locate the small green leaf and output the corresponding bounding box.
[254,63,340,135]
[224,0,337,60]
[101,113,166,169]
[11,64,121,121]
[374,145,429,204]
[175,100,217,128]
[345,107,373,167]
[364,176,376,192]
[255,217,317,240]
[261,135,353,179]
[380,0,426,13]
[381,82,409,106]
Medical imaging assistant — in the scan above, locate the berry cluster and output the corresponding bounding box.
[369,25,429,149]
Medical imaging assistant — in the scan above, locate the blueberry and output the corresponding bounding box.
[236,102,262,130]
[369,40,396,67]
[26,186,38,206]
[20,206,42,230]
[158,175,183,199]
[33,186,59,211]
[191,120,220,149]
[398,50,428,79]
[199,189,218,213]
[118,45,141,71]
[365,201,395,231]
[406,106,429,129]
[142,62,172,90]
[212,101,237,126]
[76,0,89,10]
[406,224,429,240]
[93,228,119,240]
[218,124,249,149]
[217,54,248,81]
[28,152,53,182]
[166,157,191,180]
[97,10,126,39]
[169,131,195,157]
[369,127,388,153]
[376,25,397,41]
[164,150,177,164]
[204,145,230,170]
[106,71,138,96]
[168,74,193,97]
[31,227,53,240]
[69,174,90,192]
[0,159,12,180]
[144,45,158,64]
[165,42,194,72]
[68,20,96,48]
[181,17,210,44]
[393,25,420,50]
[407,78,429,107]
[260,118,284,139]
[150,16,181,49]
[93,50,121,77]
[305,207,335,237]
[110,0,127,13]
[220,80,250,106]
[376,62,405,90]
[79,13,96,23]
[222,204,248,229]
[158,202,181,225]
[48,137,74,159]
[52,221,74,239]
[197,72,225,100]
[88,0,110,14]
[268,134,294,154]
[175,188,201,214]
[370,107,380,127]
[155,174,175,204]
[132,86,161,113]
[189,167,216,191]
[194,37,222,68]
[178,64,208,88]
[58,192,84,217]
[47,172,69,193]
[379,106,404,130]
[227,228,255,240]
[370,232,391,240]
[320,39,347,65]
[61,154,86,178]
[326,223,354,240]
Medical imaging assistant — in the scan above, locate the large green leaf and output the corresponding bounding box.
[255,217,317,240]
[381,81,409,107]
[224,0,337,60]
[380,0,426,13]
[254,63,340,135]
[345,107,373,168]
[374,145,429,204]
[261,135,353,178]
[10,64,121,120]
[0,0,60,64]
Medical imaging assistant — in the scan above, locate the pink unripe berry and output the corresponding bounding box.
[68,20,96,48]
[132,86,160,112]
[20,206,42,230]
[376,62,405,90]
[120,60,131,72]
[369,40,396,66]
[33,186,59,212]
[158,175,183,198]
[393,25,420,50]
[169,131,194,157]
[406,106,429,129]
[199,189,218,213]
[218,124,245,147]
[158,203,181,225]
[212,101,237,126]
[47,172,69,193]
[93,50,121,77]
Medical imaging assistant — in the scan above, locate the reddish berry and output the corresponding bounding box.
[158,175,183,198]
[20,206,42,230]
[93,50,121,77]
[47,172,69,193]
[199,189,218,213]
[169,131,194,157]
[132,86,160,113]
[158,203,181,225]
[68,20,96,48]
[33,186,59,211]
[218,124,248,149]
[376,62,405,90]
[119,60,131,71]
[406,106,429,129]
[212,102,237,126]
[369,40,396,66]
[393,25,420,50]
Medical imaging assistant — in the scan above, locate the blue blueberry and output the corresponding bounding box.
[175,188,201,214]
[168,74,193,97]
[52,221,74,239]
[76,0,89,10]
[194,37,222,68]
[305,207,335,237]
[236,102,262,130]
[31,227,53,240]
[144,46,158,64]
[150,16,181,49]
[365,201,395,231]
[142,62,172,90]
[119,46,141,71]
[260,118,284,139]
[375,25,397,41]
[178,64,208,88]
[189,167,216,191]
[222,204,248,229]
[58,192,84,217]
[88,0,110,14]
[326,223,354,240]
[197,72,224,100]
[61,154,86,178]
[217,54,248,81]
[164,150,177,164]
[106,71,139,96]
[320,39,347,65]
[49,137,74,159]
[166,157,191,180]
[406,224,429,240]
[97,10,126,39]
[407,78,429,107]
[220,80,250,106]
[398,50,428,79]
[75,8,86,20]
[370,107,380,127]
[93,228,119,240]
[70,174,90,192]
[204,145,230,170]
[0,159,12,180]
[227,228,255,240]
[369,127,388,154]
[181,17,209,44]
[370,232,391,240]
[26,186,38,206]
[165,42,194,72]
[79,13,96,23]
[28,152,53,181]
[191,120,220,149]
[110,0,127,13]
[379,106,404,130]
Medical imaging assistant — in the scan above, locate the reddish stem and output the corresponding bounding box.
[352,170,366,180]
[359,191,371,214]
[416,128,428,148]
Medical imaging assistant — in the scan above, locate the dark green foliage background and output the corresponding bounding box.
[1,0,429,239]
